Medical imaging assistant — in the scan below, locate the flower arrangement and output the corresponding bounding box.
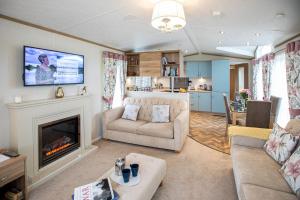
[239,89,251,99]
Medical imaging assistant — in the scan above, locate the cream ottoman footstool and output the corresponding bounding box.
[100,153,167,200]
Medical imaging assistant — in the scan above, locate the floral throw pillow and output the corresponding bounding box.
[152,105,170,123]
[122,104,141,121]
[281,146,300,194]
[264,123,299,165]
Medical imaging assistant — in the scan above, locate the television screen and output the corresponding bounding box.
[24,46,84,86]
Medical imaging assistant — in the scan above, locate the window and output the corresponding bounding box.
[270,53,289,127]
[112,66,122,108]
[255,44,273,58]
[253,62,264,100]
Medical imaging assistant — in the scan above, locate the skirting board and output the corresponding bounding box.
[27,145,98,192]
[92,136,101,144]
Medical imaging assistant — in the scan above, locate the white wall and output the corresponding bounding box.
[0,18,123,148]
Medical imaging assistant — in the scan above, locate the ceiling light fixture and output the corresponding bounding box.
[255,32,261,37]
[151,0,186,32]
[246,41,250,46]
[219,30,224,35]
[212,11,221,16]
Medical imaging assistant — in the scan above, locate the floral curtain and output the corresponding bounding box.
[251,53,274,100]
[285,40,300,118]
[251,60,260,100]
[261,53,275,100]
[102,51,127,110]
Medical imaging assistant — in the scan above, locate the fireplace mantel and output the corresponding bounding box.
[7,95,97,190]
[7,95,91,109]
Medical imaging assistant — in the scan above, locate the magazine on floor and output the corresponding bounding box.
[73,178,115,200]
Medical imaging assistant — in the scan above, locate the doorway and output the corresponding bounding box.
[230,63,249,101]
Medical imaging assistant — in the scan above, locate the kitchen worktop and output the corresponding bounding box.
[127,88,212,93]
[188,90,212,93]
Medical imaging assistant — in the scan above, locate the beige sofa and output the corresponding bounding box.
[103,97,189,152]
[231,119,300,200]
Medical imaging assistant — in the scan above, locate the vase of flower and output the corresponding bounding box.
[239,89,251,107]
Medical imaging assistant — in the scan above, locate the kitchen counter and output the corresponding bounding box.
[188,90,212,93]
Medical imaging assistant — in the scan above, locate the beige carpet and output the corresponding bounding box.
[189,112,230,154]
[29,138,237,200]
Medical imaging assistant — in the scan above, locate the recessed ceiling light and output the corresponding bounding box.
[212,11,221,16]
[255,33,261,37]
[246,41,250,46]
[184,49,188,54]
[218,41,222,44]
[219,30,224,35]
[275,13,285,18]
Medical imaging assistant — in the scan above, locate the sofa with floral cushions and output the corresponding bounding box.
[103,97,189,152]
[231,119,300,200]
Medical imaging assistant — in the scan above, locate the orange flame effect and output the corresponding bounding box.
[46,143,71,156]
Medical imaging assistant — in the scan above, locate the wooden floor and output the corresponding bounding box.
[189,111,230,154]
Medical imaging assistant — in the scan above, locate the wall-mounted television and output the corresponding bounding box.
[23,46,84,86]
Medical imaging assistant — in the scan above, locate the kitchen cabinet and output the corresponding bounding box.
[190,92,212,112]
[212,91,228,113]
[212,60,230,113]
[186,62,199,78]
[185,61,212,78]
[190,92,199,111]
[198,61,212,77]
[186,60,229,113]
[212,60,230,93]
[139,52,161,77]
[198,92,211,112]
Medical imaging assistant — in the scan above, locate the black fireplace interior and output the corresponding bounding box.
[38,115,80,168]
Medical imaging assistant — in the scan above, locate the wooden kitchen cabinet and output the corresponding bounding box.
[139,52,162,77]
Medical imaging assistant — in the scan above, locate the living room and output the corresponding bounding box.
[0,0,300,200]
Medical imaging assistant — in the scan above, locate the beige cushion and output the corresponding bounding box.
[122,104,141,121]
[107,119,147,133]
[241,184,297,200]
[286,119,300,136]
[137,122,174,139]
[152,105,170,123]
[124,97,187,122]
[231,145,293,194]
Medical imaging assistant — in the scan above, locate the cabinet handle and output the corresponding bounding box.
[1,176,7,182]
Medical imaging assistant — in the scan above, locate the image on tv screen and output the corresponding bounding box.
[24,46,84,86]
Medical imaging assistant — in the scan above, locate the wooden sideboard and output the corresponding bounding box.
[0,151,27,200]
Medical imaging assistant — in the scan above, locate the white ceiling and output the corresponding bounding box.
[0,0,300,58]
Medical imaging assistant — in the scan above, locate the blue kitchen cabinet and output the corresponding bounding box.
[212,92,228,113]
[186,62,199,78]
[212,60,230,93]
[198,61,212,78]
[186,61,212,78]
[198,92,211,112]
[190,92,199,111]
[212,60,230,113]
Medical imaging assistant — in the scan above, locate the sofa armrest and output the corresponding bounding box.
[174,110,189,151]
[231,135,267,149]
[103,106,125,131]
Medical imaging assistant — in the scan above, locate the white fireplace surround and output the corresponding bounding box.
[7,95,97,190]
